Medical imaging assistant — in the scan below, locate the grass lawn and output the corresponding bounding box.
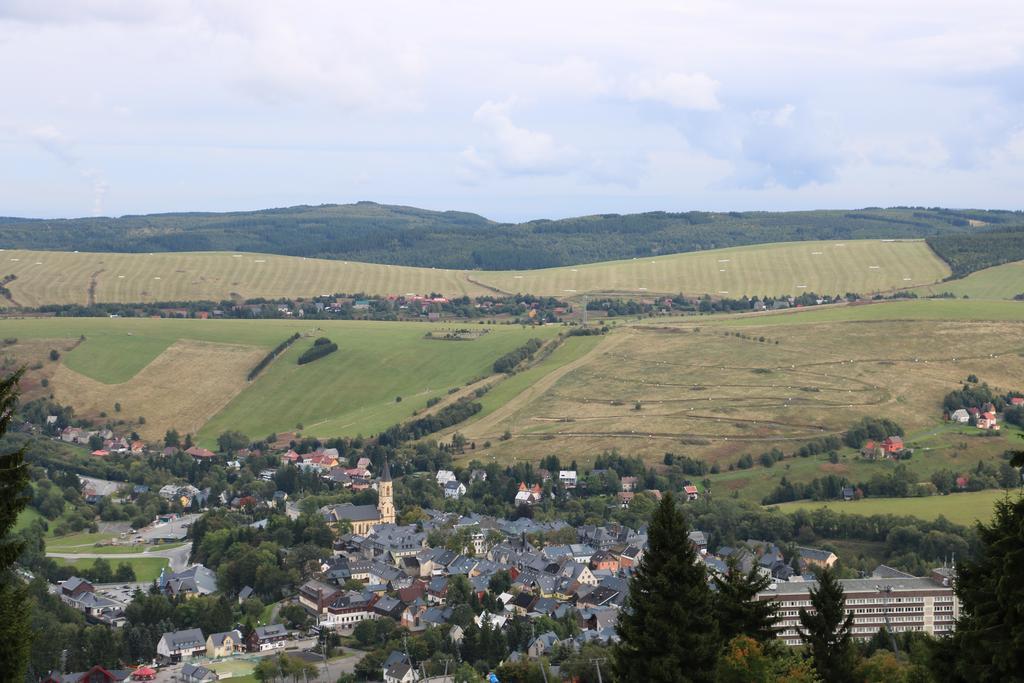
[51,556,169,582]
[209,660,255,676]
[770,488,1016,526]
[13,507,42,533]
[47,530,118,548]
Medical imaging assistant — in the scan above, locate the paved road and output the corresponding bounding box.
[47,541,192,572]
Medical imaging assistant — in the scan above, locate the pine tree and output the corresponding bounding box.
[713,558,780,643]
[797,567,855,683]
[936,492,1024,681]
[613,492,720,682]
[0,369,32,679]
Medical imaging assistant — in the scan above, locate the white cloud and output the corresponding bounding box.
[459,100,579,180]
[625,72,721,110]
[1,1,1024,218]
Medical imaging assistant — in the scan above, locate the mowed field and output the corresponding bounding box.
[472,239,950,297]
[0,249,494,306]
[458,300,1024,518]
[0,317,562,444]
[0,239,950,305]
[770,489,1014,526]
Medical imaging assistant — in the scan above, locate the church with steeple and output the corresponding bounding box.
[376,457,395,525]
[319,457,395,535]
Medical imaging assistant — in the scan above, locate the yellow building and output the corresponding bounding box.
[320,458,396,535]
[206,629,242,658]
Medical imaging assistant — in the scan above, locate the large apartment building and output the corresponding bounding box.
[757,567,958,646]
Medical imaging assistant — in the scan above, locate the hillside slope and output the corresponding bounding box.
[0,240,950,306]
[2,203,1019,271]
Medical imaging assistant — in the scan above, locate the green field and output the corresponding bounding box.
[0,239,950,305]
[712,299,1024,327]
[910,260,1024,300]
[770,489,1014,526]
[51,556,169,582]
[0,317,563,444]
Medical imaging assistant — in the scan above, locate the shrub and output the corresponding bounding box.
[297,339,338,365]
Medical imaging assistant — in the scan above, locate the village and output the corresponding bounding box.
[39,448,963,683]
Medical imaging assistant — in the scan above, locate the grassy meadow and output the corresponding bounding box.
[0,317,563,444]
[50,556,169,582]
[770,489,1015,526]
[0,239,951,305]
[909,260,1024,300]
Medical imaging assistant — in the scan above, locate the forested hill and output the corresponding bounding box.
[1,202,1021,271]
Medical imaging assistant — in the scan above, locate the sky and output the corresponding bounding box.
[1,0,1023,222]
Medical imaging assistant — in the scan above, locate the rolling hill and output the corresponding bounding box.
[2,203,1020,270]
[0,239,951,306]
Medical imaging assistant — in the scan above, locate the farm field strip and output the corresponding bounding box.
[0,239,950,305]
[472,239,950,298]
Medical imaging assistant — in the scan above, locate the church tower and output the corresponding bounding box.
[377,457,395,524]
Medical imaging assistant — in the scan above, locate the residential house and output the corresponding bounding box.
[435,470,457,487]
[514,482,543,506]
[180,664,218,683]
[620,476,638,492]
[683,485,699,501]
[796,546,838,569]
[384,662,416,683]
[950,408,970,423]
[443,480,467,500]
[206,630,243,658]
[161,565,218,598]
[977,412,1000,430]
[559,470,578,489]
[246,624,288,652]
[527,632,561,658]
[157,628,206,661]
[185,446,216,460]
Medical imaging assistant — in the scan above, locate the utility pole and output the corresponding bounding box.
[590,658,607,683]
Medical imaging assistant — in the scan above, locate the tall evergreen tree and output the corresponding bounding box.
[0,369,32,679]
[614,493,720,682]
[935,491,1024,682]
[797,567,855,683]
[713,558,780,643]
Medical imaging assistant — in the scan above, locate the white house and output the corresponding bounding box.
[443,480,467,500]
[435,470,457,486]
[950,408,970,424]
[559,470,578,489]
[157,628,206,660]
